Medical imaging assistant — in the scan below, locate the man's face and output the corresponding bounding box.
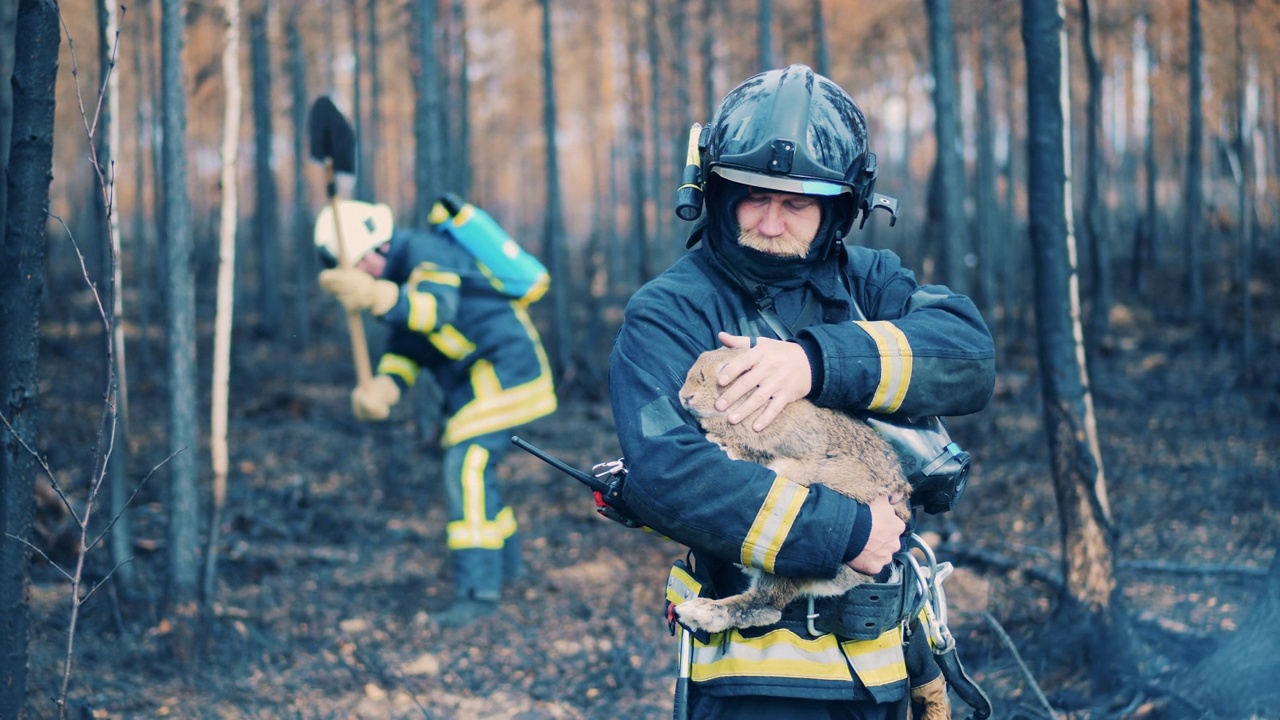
[354,242,391,277]
[735,189,822,258]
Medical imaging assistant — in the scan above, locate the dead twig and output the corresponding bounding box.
[981,611,1059,720]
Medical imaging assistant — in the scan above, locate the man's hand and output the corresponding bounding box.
[319,269,399,316]
[351,375,402,422]
[713,331,811,431]
[845,494,906,575]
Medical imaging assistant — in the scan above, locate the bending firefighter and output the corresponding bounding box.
[608,65,995,717]
[316,198,558,627]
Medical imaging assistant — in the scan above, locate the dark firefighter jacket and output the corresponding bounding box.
[608,234,995,701]
[374,227,557,447]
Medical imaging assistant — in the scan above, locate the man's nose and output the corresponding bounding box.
[757,201,786,236]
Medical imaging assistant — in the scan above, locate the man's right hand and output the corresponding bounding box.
[845,494,906,575]
[351,375,402,422]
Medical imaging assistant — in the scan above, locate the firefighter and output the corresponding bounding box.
[608,65,995,717]
[316,199,558,627]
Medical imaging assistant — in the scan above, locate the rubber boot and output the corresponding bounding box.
[502,531,527,584]
[432,588,500,628]
[434,549,502,628]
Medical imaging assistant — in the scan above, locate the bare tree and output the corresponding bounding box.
[973,10,999,330]
[412,0,443,225]
[1184,0,1205,319]
[540,0,572,378]
[811,0,829,77]
[1,4,59,716]
[1022,0,1135,692]
[205,0,242,608]
[700,0,716,120]
[1080,0,1111,352]
[349,0,366,201]
[624,8,649,286]
[758,0,772,69]
[1132,7,1157,298]
[646,0,662,268]
[1228,0,1255,375]
[90,0,137,599]
[161,0,201,623]
[287,5,312,350]
[924,0,967,292]
[366,0,381,199]
[250,5,282,336]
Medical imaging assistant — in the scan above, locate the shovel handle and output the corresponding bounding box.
[325,160,373,386]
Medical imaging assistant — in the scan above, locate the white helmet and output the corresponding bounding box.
[314,200,395,267]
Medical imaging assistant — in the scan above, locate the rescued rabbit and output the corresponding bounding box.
[673,346,911,634]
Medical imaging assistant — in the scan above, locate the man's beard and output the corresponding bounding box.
[736,228,814,258]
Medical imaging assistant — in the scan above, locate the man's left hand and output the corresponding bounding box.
[714,331,811,431]
[319,269,399,315]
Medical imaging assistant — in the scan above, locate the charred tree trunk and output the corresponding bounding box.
[974,11,998,332]
[811,0,829,78]
[1022,0,1135,693]
[1184,0,1205,320]
[161,0,202,619]
[924,0,967,293]
[250,7,282,336]
[366,0,381,200]
[624,10,648,287]
[287,6,313,351]
[1,2,59,715]
[348,0,365,201]
[757,0,772,69]
[1080,0,1111,352]
[646,0,662,271]
[700,0,716,120]
[451,0,470,196]
[539,0,572,379]
[412,0,444,225]
[1132,10,1157,300]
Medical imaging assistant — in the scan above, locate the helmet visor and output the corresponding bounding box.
[710,166,850,197]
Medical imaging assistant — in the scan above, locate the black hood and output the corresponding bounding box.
[685,178,849,288]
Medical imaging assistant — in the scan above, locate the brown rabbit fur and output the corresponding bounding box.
[674,346,912,634]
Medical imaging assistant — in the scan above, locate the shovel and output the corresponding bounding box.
[307,96,372,385]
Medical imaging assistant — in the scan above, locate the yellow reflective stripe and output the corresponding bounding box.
[404,263,460,334]
[690,629,853,682]
[450,204,476,227]
[666,564,703,606]
[377,354,420,387]
[442,302,557,445]
[688,627,907,688]
[470,359,503,397]
[417,268,462,287]
[517,273,550,305]
[444,374,558,445]
[854,321,912,413]
[428,324,477,359]
[741,476,808,573]
[841,628,908,687]
[446,506,517,549]
[407,291,439,333]
[446,444,517,550]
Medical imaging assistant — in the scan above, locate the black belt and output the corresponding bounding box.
[777,567,913,640]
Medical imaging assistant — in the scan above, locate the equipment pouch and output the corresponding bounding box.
[862,414,970,515]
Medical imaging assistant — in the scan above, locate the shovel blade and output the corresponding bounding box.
[307,96,356,174]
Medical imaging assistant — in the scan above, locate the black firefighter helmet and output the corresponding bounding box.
[700,64,879,237]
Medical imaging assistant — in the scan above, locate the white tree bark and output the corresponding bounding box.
[205,0,242,604]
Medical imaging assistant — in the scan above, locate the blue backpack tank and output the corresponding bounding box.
[428,193,550,304]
